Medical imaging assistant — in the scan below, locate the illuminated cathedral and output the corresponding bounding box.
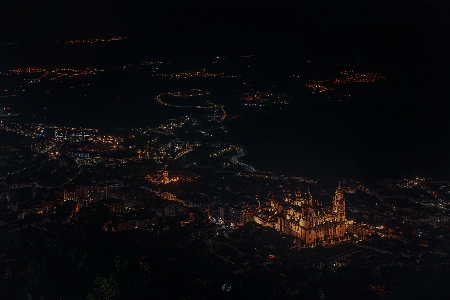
[254,184,350,248]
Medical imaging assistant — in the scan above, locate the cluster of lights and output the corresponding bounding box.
[241,92,291,105]
[8,67,49,83]
[210,146,235,157]
[228,146,256,172]
[155,90,214,108]
[90,134,123,145]
[136,135,194,161]
[235,172,309,182]
[8,66,103,84]
[145,173,181,184]
[155,90,227,122]
[397,178,423,188]
[74,157,103,166]
[66,36,127,44]
[3,123,122,157]
[304,83,333,93]
[146,125,176,136]
[114,60,163,70]
[304,70,385,93]
[206,106,227,122]
[154,69,223,79]
[168,89,210,97]
[334,71,386,84]
[174,148,193,160]
[9,67,47,74]
[143,188,195,211]
[51,68,104,78]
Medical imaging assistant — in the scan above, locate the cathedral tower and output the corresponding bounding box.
[294,187,304,206]
[307,186,314,207]
[332,183,345,221]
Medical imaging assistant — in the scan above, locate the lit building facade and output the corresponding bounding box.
[254,184,350,248]
[76,181,123,201]
[208,203,256,226]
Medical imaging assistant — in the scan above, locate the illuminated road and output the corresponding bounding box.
[229,147,256,172]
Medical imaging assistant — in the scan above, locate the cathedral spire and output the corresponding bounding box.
[333,182,345,214]
[295,187,302,198]
[307,186,313,207]
[334,183,343,199]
